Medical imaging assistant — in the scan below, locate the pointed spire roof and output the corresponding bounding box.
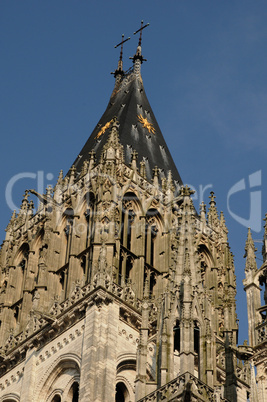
[70,36,183,185]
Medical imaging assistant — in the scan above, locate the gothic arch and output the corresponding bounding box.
[115,380,131,402]
[197,244,214,288]
[31,227,44,250]
[36,353,81,401]
[191,298,205,327]
[116,353,136,400]
[144,208,164,272]
[78,191,96,250]
[116,352,136,367]
[55,207,74,234]
[11,242,29,267]
[0,393,20,402]
[47,389,62,402]
[121,192,142,248]
[197,244,214,268]
[115,376,134,402]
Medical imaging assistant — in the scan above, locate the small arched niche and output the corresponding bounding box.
[115,382,130,402]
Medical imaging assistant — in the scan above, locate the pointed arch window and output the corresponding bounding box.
[194,321,200,372]
[16,243,29,298]
[64,208,74,264]
[145,210,159,268]
[84,192,95,247]
[121,200,136,252]
[118,252,134,286]
[173,320,180,353]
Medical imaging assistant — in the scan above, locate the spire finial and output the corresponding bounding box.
[209,191,216,206]
[112,34,130,77]
[133,20,149,47]
[131,20,149,67]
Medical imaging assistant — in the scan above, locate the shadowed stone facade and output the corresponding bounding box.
[0,37,264,401]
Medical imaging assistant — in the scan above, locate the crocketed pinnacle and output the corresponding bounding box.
[244,228,257,272]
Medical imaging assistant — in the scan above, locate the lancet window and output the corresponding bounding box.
[64,208,74,264]
[194,321,200,371]
[121,193,137,252]
[118,251,134,286]
[81,192,95,283]
[173,320,180,353]
[84,192,95,248]
[145,209,159,268]
[15,243,29,298]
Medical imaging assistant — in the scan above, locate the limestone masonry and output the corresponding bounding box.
[0,33,266,401]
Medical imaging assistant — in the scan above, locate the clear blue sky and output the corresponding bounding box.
[1,0,267,344]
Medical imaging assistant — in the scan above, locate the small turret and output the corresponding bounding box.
[207,191,219,228]
[199,201,206,231]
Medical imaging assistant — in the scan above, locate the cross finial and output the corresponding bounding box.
[209,191,216,205]
[134,20,149,47]
[114,34,130,73]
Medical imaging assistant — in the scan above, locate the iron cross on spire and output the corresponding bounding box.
[114,34,130,71]
[133,20,150,47]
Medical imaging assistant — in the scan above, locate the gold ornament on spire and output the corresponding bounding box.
[137,114,155,134]
[95,119,114,139]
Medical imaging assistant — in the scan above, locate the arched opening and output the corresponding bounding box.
[14,243,29,298]
[125,256,133,284]
[83,192,95,281]
[14,306,20,323]
[121,194,137,252]
[145,209,160,268]
[115,382,129,402]
[63,208,74,264]
[51,395,61,402]
[37,355,81,402]
[173,320,180,353]
[194,321,200,374]
[67,381,79,402]
[197,244,214,289]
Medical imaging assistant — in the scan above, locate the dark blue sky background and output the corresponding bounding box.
[1,0,267,344]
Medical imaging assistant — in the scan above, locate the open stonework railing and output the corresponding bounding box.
[1,278,144,357]
[137,372,228,402]
[256,318,267,344]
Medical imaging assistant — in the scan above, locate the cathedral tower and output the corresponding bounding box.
[0,26,252,401]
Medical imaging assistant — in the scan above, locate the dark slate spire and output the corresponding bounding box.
[71,29,183,186]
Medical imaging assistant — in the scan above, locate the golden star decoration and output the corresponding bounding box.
[137,114,156,134]
[95,120,113,139]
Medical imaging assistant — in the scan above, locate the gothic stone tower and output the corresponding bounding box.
[0,34,252,401]
[244,222,267,401]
